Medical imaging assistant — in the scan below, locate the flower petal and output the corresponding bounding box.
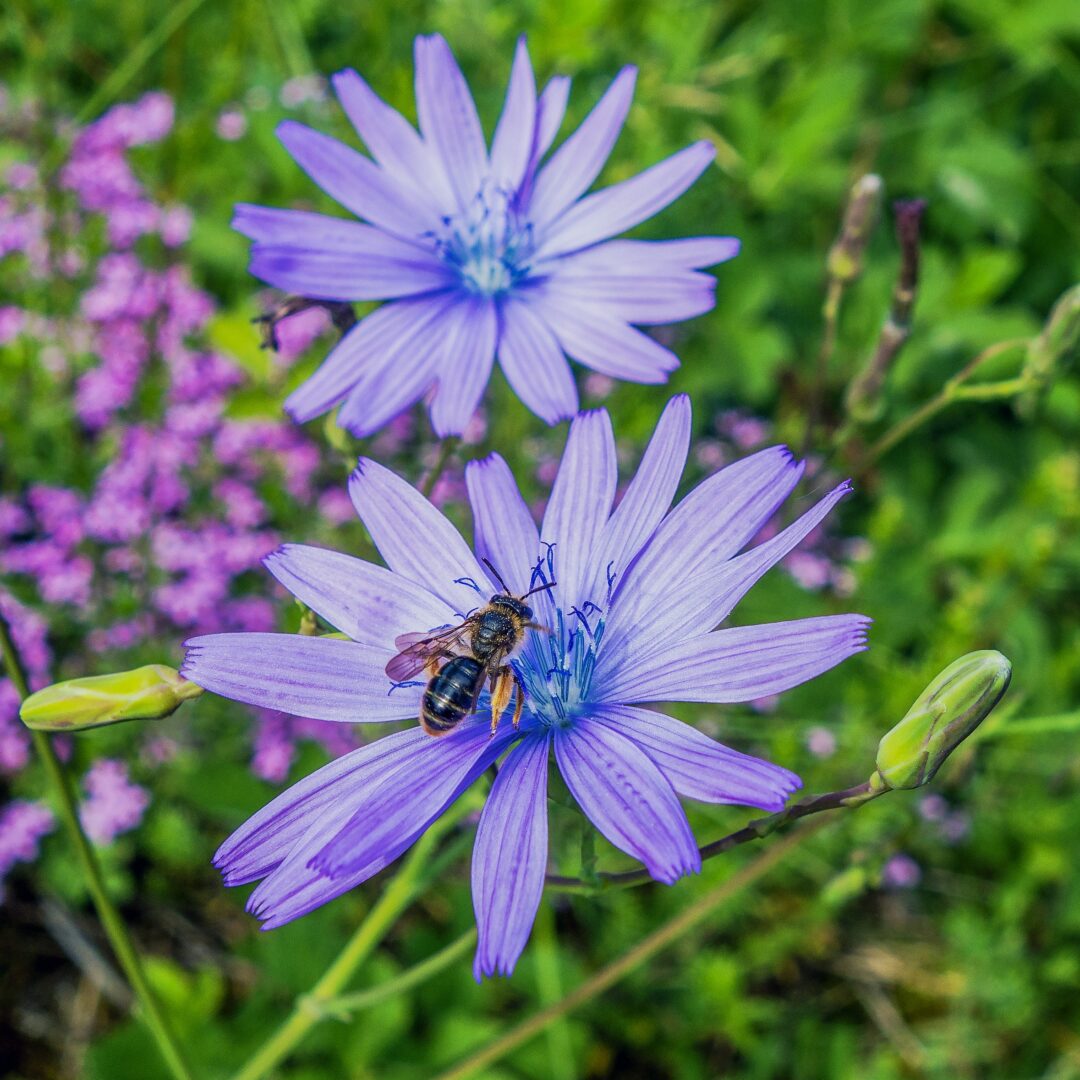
[276,120,434,237]
[284,292,454,423]
[497,296,579,425]
[472,733,550,979]
[571,237,741,272]
[214,728,426,885]
[232,203,402,249]
[595,615,871,705]
[490,37,536,193]
[330,67,454,209]
[247,722,498,928]
[583,395,690,601]
[414,34,487,211]
[541,409,617,612]
[181,633,416,721]
[533,77,571,162]
[537,141,716,259]
[539,269,717,326]
[348,457,494,613]
[518,76,572,203]
[554,720,700,884]
[590,704,800,812]
[430,298,498,438]
[534,294,679,382]
[528,67,636,227]
[601,446,804,662]
[263,544,449,650]
[465,453,540,596]
[627,480,855,653]
[310,719,514,878]
[248,241,451,302]
[334,297,463,437]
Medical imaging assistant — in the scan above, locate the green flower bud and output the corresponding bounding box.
[20,665,203,733]
[874,651,1011,790]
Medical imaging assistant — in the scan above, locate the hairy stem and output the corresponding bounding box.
[435,822,828,1080]
[545,779,882,895]
[0,611,195,1080]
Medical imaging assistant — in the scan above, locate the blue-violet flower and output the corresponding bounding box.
[236,35,737,436]
[183,397,870,977]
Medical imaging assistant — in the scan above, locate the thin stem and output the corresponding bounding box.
[230,798,475,1080]
[317,929,477,1019]
[75,0,211,125]
[801,278,845,457]
[0,611,195,1080]
[434,821,828,1080]
[421,436,461,500]
[545,780,881,895]
[533,899,575,1080]
[860,338,1028,465]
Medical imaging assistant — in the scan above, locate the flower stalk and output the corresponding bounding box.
[434,822,828,1080]
[844,198,926,425]
[0,611,195,1080]
[545,779,883,895]
[229,793,479,1080]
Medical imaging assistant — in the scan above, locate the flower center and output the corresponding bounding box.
[516,602,606,728]
[430,183,534,297]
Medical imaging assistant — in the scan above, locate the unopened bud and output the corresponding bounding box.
[874,651,1011,790]
[20,665,203,732]
[827,174,883,284]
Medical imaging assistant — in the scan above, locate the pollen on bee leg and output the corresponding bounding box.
[490,669,513,735]
[511,672,525,729]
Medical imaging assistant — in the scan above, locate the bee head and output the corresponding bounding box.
[490,595,533,621]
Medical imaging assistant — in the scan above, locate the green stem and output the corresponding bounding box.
[0,612,195,1080]
[75,0,211,125]
[317,929,477,1020]
[230,798,474,1080]
[533,900,575,1080]
[546,779,882,895]
[434,821,828,1080]
[421,437,460,500]
[862,338,1028,464]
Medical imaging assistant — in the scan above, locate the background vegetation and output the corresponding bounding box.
[2,0,1079,1076]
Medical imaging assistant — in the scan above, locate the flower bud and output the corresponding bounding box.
[20,665,203,732]
[874,651,1011,790]
[827,174,883,284]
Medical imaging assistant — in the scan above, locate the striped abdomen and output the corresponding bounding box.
[421,656,484,736]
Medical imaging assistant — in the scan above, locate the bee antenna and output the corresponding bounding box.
[481,557,511,596]
[523,580,557,599]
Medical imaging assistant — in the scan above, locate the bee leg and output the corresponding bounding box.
[489,668,513,736]
[525,621,552,635]
[511,671,525,729]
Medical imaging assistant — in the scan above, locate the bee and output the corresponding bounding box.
[385,560,554,737]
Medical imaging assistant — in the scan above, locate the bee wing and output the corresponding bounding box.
[385,624,472,682]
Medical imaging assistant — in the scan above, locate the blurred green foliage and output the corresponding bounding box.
[2,0,1080,1077]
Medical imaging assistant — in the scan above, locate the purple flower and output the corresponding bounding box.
[79,759,150,845]
[0,801,54,899]
[236,35,738,436]
[182,398,869,977]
